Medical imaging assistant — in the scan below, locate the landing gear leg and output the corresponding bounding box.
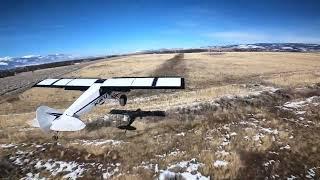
[52,132,59,141]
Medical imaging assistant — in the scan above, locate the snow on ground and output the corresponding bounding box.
[0,143,17,148]
[287,175,298,180]
[263,160,276,167]
[22,173,44,180]
[278,96,320,126]
[280,145,291,150]
[34,160,85,179]
[213,160,229,167]
[72,139,124,146]
[155,148,186,159]
[3,142,123,179]
[176,132,185,136]
[282,96,319,110]
[101,163,121,179]
[135,161,158,172]
[159,158,209,180]
[215,150,230,156]
[173,85,279,112]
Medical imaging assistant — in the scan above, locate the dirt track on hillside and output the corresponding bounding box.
[152,53,187,77]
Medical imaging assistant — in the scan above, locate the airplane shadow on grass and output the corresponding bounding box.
[86,109,166,131]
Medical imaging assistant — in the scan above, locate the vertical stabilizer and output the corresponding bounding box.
[36,106,62,133]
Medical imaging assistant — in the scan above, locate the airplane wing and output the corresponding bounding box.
[34,77,185,91]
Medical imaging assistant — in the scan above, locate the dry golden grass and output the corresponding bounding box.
[267,72,320,87]
[1,52,320,179]
[2,52,320,115]
[68,54,174,77]
[1,52,319,143]
[185,52,320,88]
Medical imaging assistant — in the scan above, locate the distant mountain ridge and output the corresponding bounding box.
[1,43,319,70]
[205,43,320,52]
[0,54,81,70]
[142,43,320,54]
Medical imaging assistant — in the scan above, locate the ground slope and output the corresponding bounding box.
[1,52,320,179]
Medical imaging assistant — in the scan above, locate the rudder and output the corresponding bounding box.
[36,106,62,133]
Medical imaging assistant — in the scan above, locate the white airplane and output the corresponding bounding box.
[33,77,184,135]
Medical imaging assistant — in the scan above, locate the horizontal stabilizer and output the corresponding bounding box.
[50,114,86,131]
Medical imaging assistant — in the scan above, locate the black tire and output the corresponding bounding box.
[52,135,59,141]
[119,95,127,106]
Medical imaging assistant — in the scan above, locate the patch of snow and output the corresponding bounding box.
[213,160,229,167]
[223,124,230,130]
[156,149,185,159]
[159,171,179,180]
[263,160,275,167]
[215,150,230,156]
[268,151,279,155]
[34,160,85,179]
[280,144,291,150]
[160,159,209,180]
[176,132,185,136]
[75,139,123,146]
[253,133,265,141]
[221,140,230,146]
[283,96,319,110]
[167,158,203,172]
[13,157,24,165]
[287,175,298,180]
[244,136,249,140]
[230,132,237,136]
[0,144,16,148]
[306,168,316,179]
[155,164,159,173]
[261,128,278,135]
[283,100,307,109]
[103,166,120,179]
[296,111,306,115]
[22,172,45,180]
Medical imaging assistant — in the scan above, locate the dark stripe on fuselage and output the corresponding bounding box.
[95,79,107,83]
[152,77,158,87]
[73,92,106,115]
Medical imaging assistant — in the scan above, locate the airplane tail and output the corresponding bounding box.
[36,106,86,132]
[36,106,62,133]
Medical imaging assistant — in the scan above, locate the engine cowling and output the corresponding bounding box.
[119,94,127,106]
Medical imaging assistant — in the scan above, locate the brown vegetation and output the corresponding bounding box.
[0,52,320,179]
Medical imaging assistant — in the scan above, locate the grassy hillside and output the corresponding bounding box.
[1,52,320,179]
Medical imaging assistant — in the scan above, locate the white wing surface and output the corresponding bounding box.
[34,77,184,90]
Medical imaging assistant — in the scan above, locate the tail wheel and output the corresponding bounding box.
[119,94,127,106]
[52,135,59,141]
